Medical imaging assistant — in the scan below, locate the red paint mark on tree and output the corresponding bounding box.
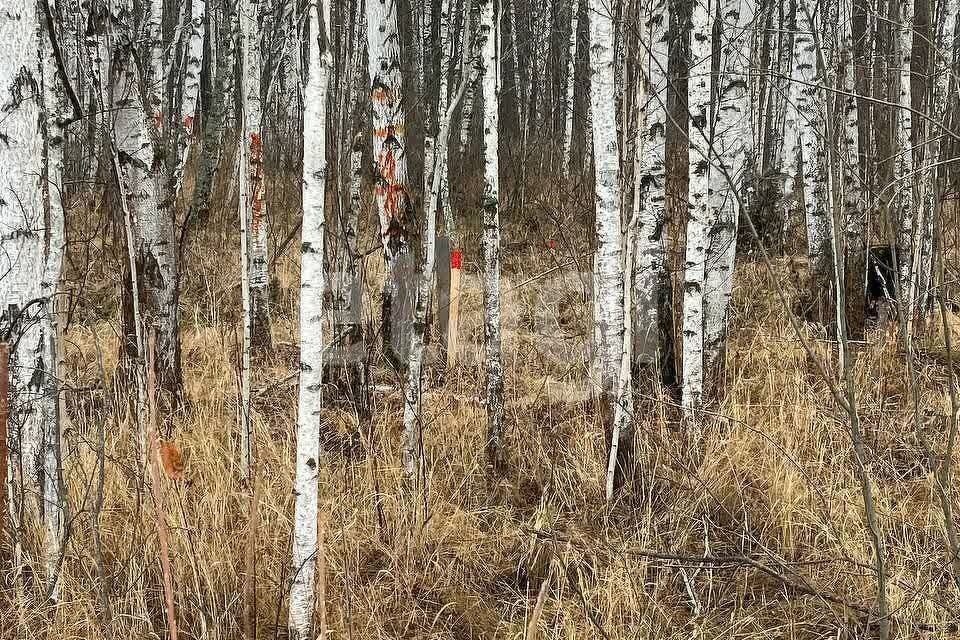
[183,115,194,131]
[249,133,265,233]
[451,250,463,270]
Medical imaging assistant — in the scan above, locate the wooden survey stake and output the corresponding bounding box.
[446,249,463,369]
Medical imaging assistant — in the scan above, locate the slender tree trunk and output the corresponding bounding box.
[841,0,866,339]
[563,0,580,179]
[132,0,184,404]
[185,0,236,240]
[458,0,479,159]
[681,0,712,417]
[39,0,70,600]
[478,0,505,472]
[289,3,331,637]
[241,0,272,350]
[892,0,915,317]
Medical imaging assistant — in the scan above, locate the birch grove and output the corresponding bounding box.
[9,0,960,636]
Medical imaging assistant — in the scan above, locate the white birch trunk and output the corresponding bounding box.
[681,0,712,416]
[589,0,624,403]
[895,1,916,314]
[108,0,179,403]
[0,0,49,579]
[241,0,272,349]
[704,0,753,376]
[185,1,205,129]
[366,0,412,350]
[478,0,504,469]
[563,0,579,180]
[135,0,181,397]
[238,0,255,478]
[289,3,331,636]
[633,0,668,366]
[797,1,831,320]
[781,0,801,206]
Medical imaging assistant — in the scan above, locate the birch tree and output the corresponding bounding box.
[240,0,272,350]
[632,0,668,366]
[839,0,865,334]
[478,0,505,471]
[289,1,331,636]
[134,0,184,401]
[894,0,914,312]
[785,0,830,324]
[703,0,753,376]
[589,0,624,407]
[366,0,413,353]
[0,0,72,597]
[681,0,713,415]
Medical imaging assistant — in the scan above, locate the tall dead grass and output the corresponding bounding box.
[3,201,960,639]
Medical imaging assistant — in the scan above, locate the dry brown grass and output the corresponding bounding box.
[4,205,960,639]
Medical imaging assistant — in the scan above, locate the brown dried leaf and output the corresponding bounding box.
[158,441,184,480]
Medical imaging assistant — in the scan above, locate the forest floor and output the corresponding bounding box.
[5,204,960,639]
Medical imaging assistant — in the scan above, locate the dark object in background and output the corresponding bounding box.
[866,246,897,324]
